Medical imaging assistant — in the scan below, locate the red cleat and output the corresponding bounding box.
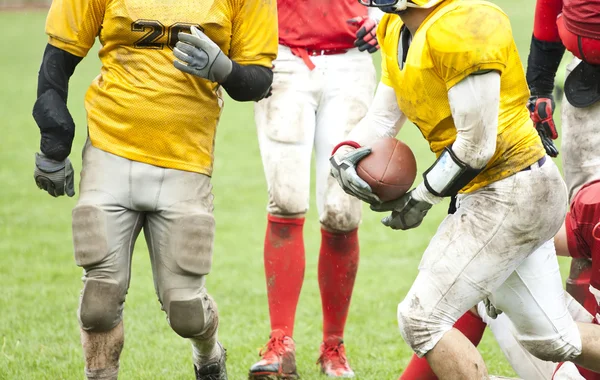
[317,339,355,378]
[248,330,298,379]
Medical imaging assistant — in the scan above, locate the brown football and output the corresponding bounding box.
[356,137,417,202]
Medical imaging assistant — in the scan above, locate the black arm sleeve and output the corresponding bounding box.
[526,35,566,96]
[221,61,273,102]
[33,44,82,161]
[37,43,83,101]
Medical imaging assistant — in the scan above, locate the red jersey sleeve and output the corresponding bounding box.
[533,0,563,42]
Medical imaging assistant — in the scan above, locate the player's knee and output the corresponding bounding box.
[320,197,361,232]
[267,181,309,217]
[79,278,125,332]
[165,289,218,339]
[397,297,452,356]
[518,329,582,362]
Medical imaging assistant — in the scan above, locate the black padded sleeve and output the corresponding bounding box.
[221,61,273,102]
[33,44,82,161]
[526,35,566,96]
[37,44,83,101]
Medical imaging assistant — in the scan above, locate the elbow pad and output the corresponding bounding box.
[221,62,273,102]
[423,147,482,197]
[33,89,76,161]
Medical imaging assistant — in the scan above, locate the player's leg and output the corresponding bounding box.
[400,309,486,380]
[489,238,600,374]
[143,168,225,379]
[398,160,568,379]
[251,45,318,379]
[312,51,376,377]
[73,142,144,380]
[561,57,600,201]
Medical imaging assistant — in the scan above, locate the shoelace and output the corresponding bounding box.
[259,335,287,358]
[317,344,348,367]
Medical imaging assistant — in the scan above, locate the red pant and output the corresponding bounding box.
[558,14,600,65]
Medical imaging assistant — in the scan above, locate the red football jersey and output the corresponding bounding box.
[566,180,600,291]
[534,0,600,41]
[277,0,368,50]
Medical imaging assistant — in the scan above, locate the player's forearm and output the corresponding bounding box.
[448,72,500,170]
[347,82,406,146]
[527,0,565,96]
[37,43,82,101]
[221,62,273,102]
[33,44,81,162]
[526,36,565,96]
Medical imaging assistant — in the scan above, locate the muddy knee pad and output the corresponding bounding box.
[79,278,125,332]
[517,324,582,362]
[166,290,218,339]
[397,298,453,357]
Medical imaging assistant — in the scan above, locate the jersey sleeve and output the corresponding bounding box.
[426,4,513,90]
[45,0,106,57]
[533,0,563,42]
[229,0,278,67]
[377,14,393,87]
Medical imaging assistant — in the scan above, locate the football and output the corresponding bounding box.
[356,137,417,202]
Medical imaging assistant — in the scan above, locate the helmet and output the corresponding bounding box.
[359,0,444,12]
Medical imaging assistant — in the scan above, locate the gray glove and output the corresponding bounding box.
[370,190,432,230]
[34,153,75,197]
[483,297,503,319]
[173,26,233,83]
[329,146,381,204]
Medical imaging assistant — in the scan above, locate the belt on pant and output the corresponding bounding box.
[290,47,349,71]
[520,156,547,171]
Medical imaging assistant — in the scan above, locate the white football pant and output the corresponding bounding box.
[254,45,377,231]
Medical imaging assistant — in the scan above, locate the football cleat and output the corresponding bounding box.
[194,342,228,380]
[317,338,355,378]
[248,329,298,379]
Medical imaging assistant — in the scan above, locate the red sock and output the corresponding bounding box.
[400,310,486,380]
[566,259,592,307]
[264,215,305,337]
[318,228,359,342]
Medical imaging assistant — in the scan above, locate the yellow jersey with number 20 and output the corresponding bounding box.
[377,0,544,193]
[46,0,278,174]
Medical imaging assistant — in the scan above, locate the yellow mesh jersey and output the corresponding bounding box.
[45,0,278,174]
[378,0,544,193]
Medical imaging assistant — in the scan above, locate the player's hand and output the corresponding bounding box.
[483,298,503,319]
[174,26,233,83]
[347,16,379,54]
[330,146,381,204]
[371,190,432,230]
[34,153,75,197]
[527,95,559,157]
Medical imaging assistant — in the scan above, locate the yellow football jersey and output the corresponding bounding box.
[378,0,545,193]
[45,0,278,174]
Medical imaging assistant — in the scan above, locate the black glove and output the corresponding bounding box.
[526,95,559,157]
[34,153,75,197]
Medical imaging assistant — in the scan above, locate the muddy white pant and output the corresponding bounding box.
[562,57,600,201]
[477,294,592,380]
[397,159,583,363]
[254,45,377,231]
[72,142,218,339]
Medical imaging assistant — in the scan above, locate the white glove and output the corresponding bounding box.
[173,26,233,83]
[330,145,380,204]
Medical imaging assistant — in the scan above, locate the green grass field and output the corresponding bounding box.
[0,4,574,379]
